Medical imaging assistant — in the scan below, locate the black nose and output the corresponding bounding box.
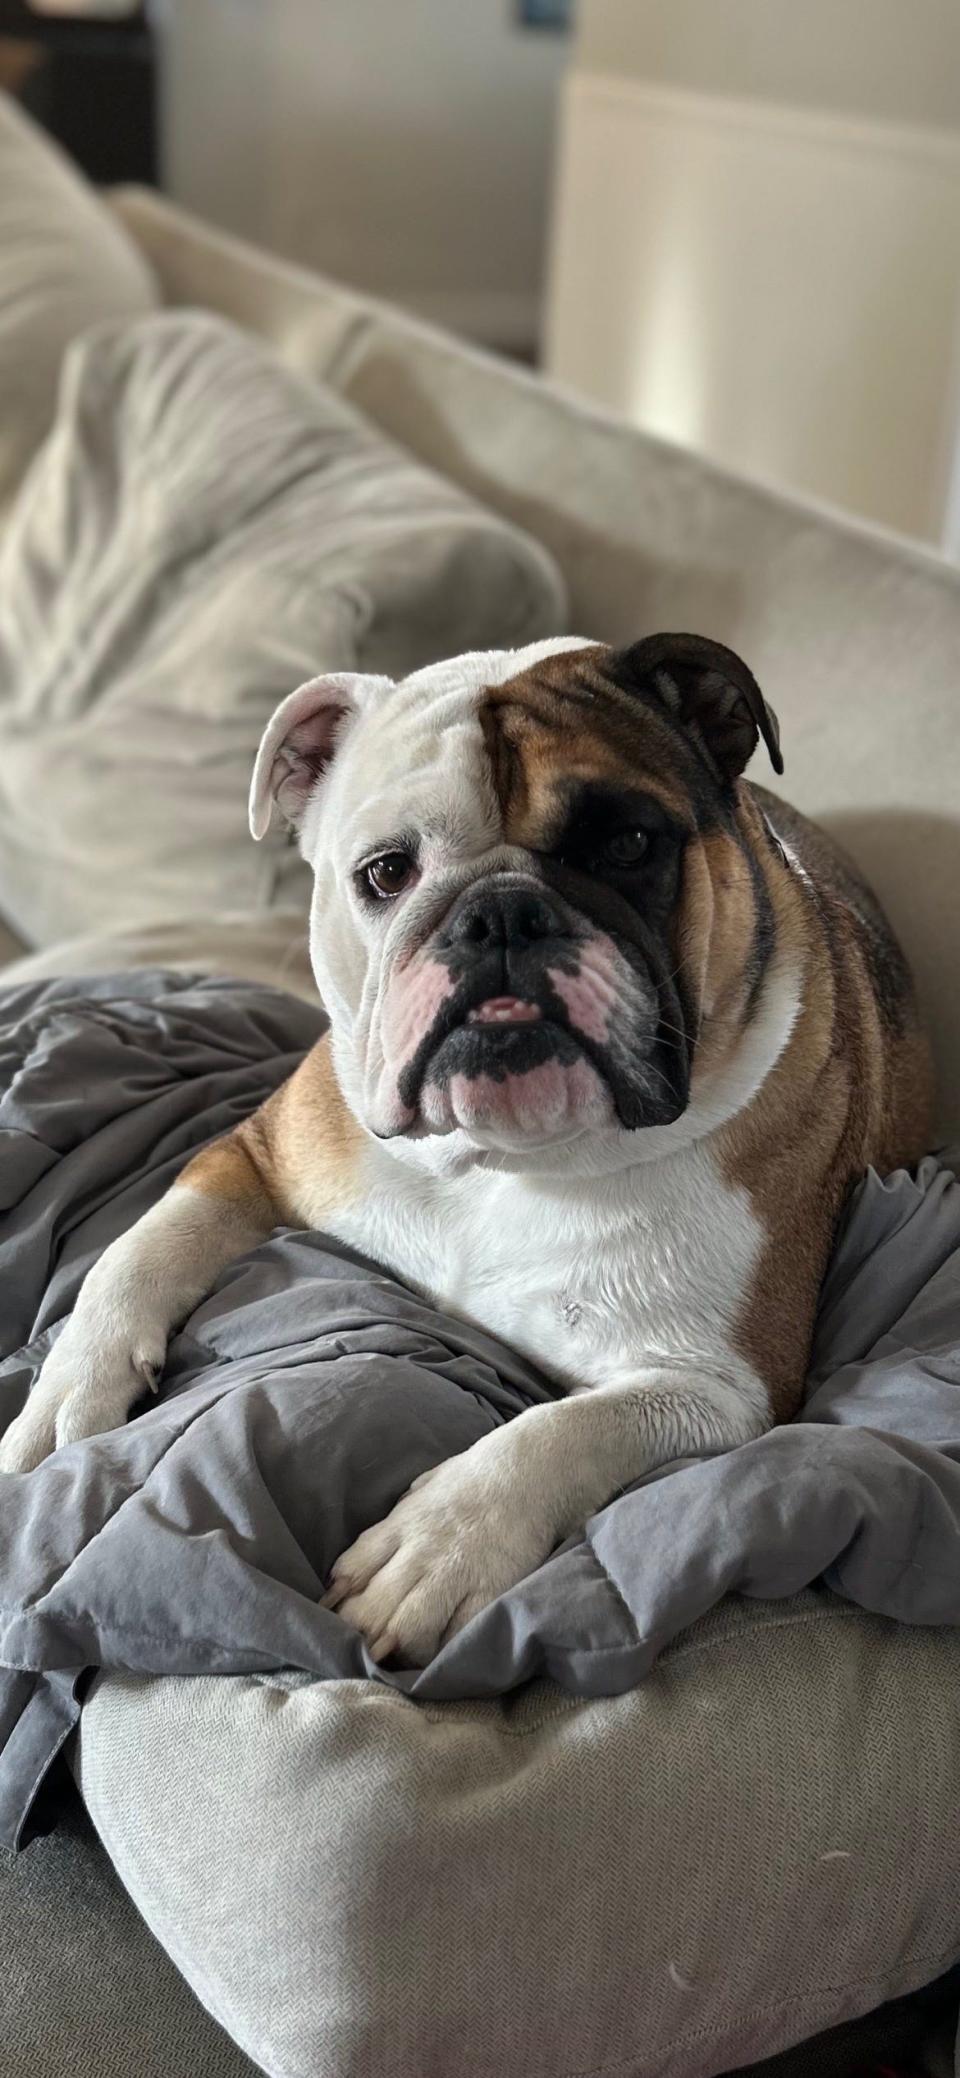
[441,883,566,953]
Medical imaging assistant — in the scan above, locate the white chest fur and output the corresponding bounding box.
[323,1139,762,1397]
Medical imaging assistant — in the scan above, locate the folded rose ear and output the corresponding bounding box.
[249,672,392,840]
[610,633,783,782]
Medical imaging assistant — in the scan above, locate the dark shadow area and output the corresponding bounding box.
[731,1961,960,2076]
[2,1770,259,2078]
[822,808,960,1147]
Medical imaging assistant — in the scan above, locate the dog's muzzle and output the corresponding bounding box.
[376,876,685,1144]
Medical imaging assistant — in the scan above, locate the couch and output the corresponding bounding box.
[2,90,960,2078]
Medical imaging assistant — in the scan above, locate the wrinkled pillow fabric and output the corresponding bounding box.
[0,92,157,521]
[0,311,565,944]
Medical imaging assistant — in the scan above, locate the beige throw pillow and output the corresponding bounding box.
[0,310,565,944]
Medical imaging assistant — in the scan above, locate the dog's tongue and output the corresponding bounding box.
[467,997,541,1026]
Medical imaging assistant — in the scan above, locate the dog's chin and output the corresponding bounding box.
[414,1023,615,1149]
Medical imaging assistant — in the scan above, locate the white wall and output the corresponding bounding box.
[546,1,960,550]
[158,0,568,354]
[576,0,960,129]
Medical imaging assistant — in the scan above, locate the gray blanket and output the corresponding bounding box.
[2,972,960,1853]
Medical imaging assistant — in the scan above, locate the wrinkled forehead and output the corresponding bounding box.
[320,634,697,854]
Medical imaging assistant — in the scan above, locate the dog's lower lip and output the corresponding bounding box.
[467,998,542,1026]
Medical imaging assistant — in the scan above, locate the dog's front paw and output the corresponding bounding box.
[0,1325,165,1474]
[323,1443,554,1666]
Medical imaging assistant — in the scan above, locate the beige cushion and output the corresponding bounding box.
[0,909,316,1000]
[0,94,156,524]
[0,310,563,947]
[77,1592,960,2078]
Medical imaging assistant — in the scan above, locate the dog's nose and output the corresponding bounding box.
[442,883,566,953]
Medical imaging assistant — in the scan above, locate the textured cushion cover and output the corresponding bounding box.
[77,1593,960,2078]
[1,1788,949,2078]
[0,309,564,946]
[0,92,156,524]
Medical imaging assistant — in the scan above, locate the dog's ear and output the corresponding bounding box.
[249,672,392,839]
[610,633,783,781]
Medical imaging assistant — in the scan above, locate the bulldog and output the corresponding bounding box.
[0,634,932,1664]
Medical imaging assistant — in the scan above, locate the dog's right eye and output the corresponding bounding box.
[361,852,417,901]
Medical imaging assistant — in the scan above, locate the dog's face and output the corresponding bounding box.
[250,635,783,1161]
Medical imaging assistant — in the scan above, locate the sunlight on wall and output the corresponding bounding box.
[547,74,960,545]
[624,192,707,453]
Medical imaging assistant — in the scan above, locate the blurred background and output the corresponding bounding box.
[2,0,959,557]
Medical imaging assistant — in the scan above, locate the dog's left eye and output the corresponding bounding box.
[362,852,417,900]
[602,829,650,869]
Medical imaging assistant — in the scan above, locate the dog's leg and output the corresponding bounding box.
[324,1363,770,1665]
[0,1134,276,1473]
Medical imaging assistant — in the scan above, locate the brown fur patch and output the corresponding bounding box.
[675,829,761,1051]
[176,1033,367,1254]
[721,787,932,1416]
[481,648,695,847]
[240,1031,368,1228]
[178,1131,277,1230]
